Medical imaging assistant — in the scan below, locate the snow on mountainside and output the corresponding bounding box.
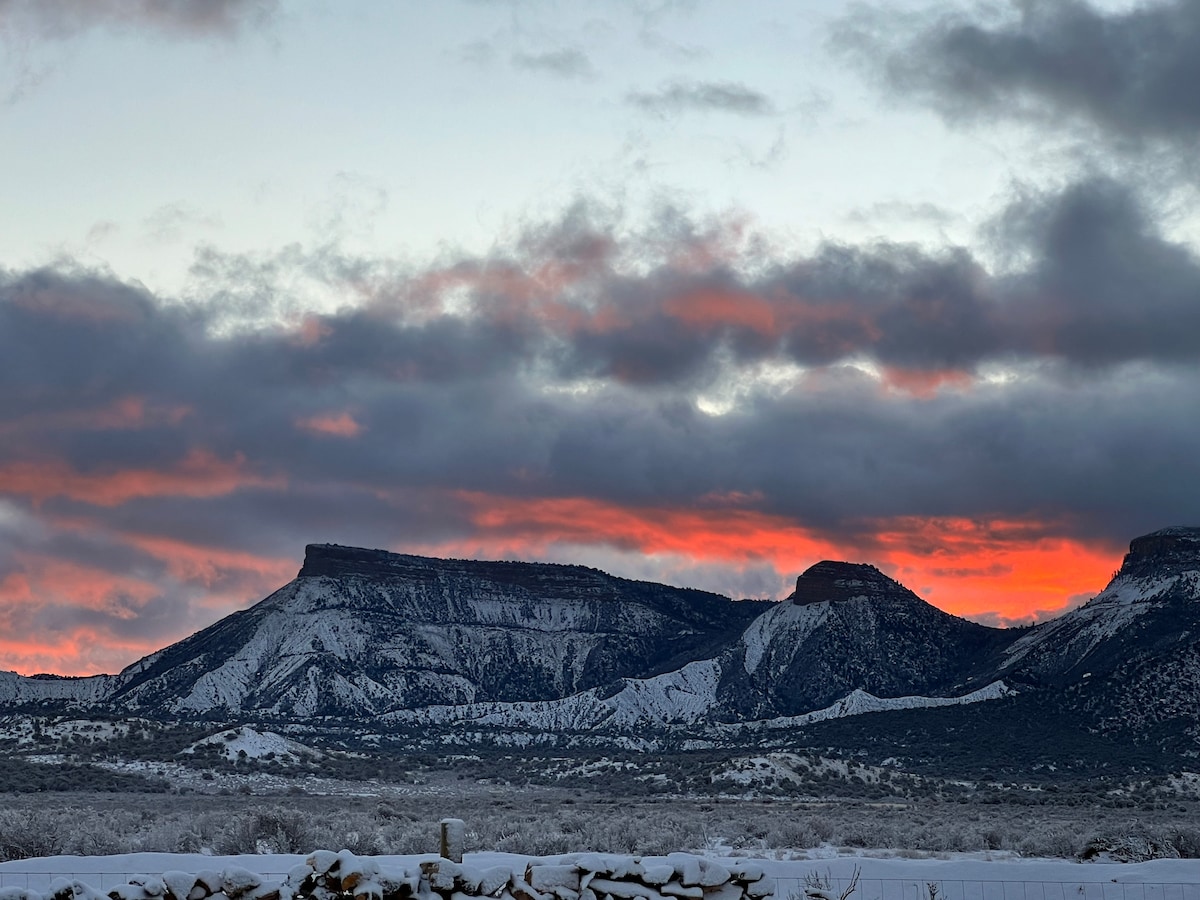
[1002,570,1198,671]
[99,545,766,719]
[723,680,1015,732]
[1001,527,1200,682]
[3,529,1199,746]
[740,599,830,677]
[386,658,725,731]
[385,667,1014,735]
[0,670,114,705]
[716,561,1013,719]
[994,526,1200,734]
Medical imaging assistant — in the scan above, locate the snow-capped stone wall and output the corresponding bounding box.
[0,850,776,900]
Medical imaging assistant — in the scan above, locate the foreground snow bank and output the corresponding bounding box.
[0,850,772,900]
[3,852,1200,900]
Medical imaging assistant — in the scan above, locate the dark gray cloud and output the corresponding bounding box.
[627,79,775,116]
[512,47,595,79]
[3,176,1200,667]
[0,0,278,39]
[2,176,1198,528]
[839,0,1200,148]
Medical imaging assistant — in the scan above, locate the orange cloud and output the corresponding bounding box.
[119,533,296,589]
[881,367,974,397]
[0,554,168,673]
[0,396,191,437]
[0,625,163,678]
[0,540,294,675]
[0,554,160,612]
[292,315,334,346]
[295,411,363,438]
[663,289,780,336]
[432,492,1119,622]
[0,449,284,506]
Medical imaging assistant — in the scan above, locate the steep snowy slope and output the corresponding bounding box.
[2,530,1197,751]
[715,561,1013,718]
[385,658,725,731]
[381,560,1020,734]
[0,671,115,706]
[384,663,1012,734]
[1000,526,1200,730]
[1004,527,1200,680]
[101,545,767,718]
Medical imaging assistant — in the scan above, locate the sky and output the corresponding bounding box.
[2,0,1199,677]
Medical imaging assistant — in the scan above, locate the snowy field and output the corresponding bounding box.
[1,851,1199,900]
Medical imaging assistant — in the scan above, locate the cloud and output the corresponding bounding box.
[627,79,775,116]
[2,177,1199,673]
[838,0,1200,150]
[512,47,595,79]
[295,412,363,438]
[143,202,222,244]
[0,0,278,40]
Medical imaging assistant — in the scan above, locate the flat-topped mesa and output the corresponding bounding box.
[791,560,897,606]
[1118,526,1200,580]
[298,543,428,579]
[294,544,760,610]
[297,543,578,583]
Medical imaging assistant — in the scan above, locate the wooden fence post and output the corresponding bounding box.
[440,817,465,863]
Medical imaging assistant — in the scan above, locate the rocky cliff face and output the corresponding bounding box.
[1003,527,1200,682]
[1000,526,1200,730]
[101,545,767,718]
[715,561,1011,718]
[1120,526,1200,580]
[3,529,1198,749]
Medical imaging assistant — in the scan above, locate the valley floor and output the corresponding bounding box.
[1,785,1199,864]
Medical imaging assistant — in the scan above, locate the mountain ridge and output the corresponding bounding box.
[2,527,1198,758]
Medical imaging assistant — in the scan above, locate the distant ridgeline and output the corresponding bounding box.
[2,528,1199,762]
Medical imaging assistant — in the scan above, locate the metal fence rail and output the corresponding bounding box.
[772,879,1200,900]
[0,871,295,892]
[1,872,1198,900]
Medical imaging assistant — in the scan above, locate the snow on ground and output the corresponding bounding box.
[712,753,899,788]
[1163,773,1200,798]
[0,716,148,747]
[1,850,1198,897]
[382,673,1009,736]
[182,726,322,763]
[727,683,1014,734]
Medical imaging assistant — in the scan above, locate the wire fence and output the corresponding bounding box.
[771,879,1200,900]
[1,872,1198,900]
[0,871,296,892]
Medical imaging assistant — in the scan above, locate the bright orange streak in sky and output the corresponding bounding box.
[0,493,1124,677]
[0,556,171,675]
[443,492,1121,622]
[0,450,284,507]
[0,628,159,678]
[0,554,160,610]
[119,534,296,590]
[0,543,292,676]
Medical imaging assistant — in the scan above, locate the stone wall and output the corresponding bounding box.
[0,849,776,900]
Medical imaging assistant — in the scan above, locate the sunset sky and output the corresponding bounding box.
[2,0,1199,676]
